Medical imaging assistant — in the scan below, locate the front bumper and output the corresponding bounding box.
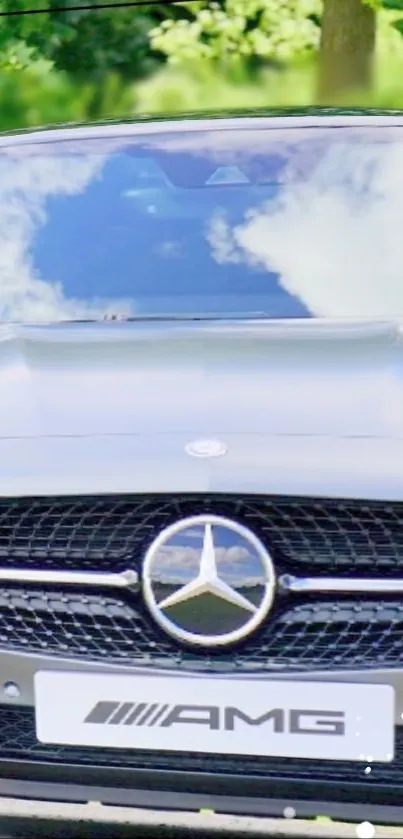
[0,801,401,839]
[1,653,403,825]
[3,650,403,715]
[2,754,403,828]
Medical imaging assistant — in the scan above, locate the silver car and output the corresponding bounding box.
[0,109,401,827]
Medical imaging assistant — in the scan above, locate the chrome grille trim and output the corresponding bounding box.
[0,567,402,597]
[0,567,138,589]
[279,574,403,594]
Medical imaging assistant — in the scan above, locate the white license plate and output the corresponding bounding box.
[34,671,395,762]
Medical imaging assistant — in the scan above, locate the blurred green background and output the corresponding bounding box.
[1,0,403,130]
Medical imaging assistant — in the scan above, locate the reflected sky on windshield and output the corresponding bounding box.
[208,139,403,318]
[0,124,402,323]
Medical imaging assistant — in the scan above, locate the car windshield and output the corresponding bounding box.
[1,122,402,323]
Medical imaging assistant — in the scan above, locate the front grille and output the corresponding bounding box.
[0,586,403,670]
[0,493,403,575]
[1,493,403,670]
[0,705,401,788]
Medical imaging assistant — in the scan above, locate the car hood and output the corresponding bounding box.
[1,317,402,439]
[1,317,403,499]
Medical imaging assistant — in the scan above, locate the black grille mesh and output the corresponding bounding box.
[0,705,401,787]
[0,587,402,669]
[0,493,402,575]
[0,493,403,669]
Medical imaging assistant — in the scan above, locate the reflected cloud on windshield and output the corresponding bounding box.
[0,152,135,323]
[207,141,403,318]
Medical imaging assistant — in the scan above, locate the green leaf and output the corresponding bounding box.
[382,0,403,9]
[391,15,403,32]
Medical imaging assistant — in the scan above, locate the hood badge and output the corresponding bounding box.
[142,515,275,647]
[185,439,227,458]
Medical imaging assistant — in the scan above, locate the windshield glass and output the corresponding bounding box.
[0,122,402,323]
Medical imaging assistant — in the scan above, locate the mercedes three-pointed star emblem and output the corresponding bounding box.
[142,515,276,647]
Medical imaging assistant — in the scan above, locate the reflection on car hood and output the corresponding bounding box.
[0,317,402,499]
[0,316,401,439]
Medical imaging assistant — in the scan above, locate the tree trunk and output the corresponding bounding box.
[317,0,376,102]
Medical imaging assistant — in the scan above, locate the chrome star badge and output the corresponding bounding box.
[185,439,227,458]
[142,515,275,647]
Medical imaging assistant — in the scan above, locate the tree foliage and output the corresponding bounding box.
[0,0,401,129]
[0,0,143,126]
[150,0,322,66]
[0,0,182,80]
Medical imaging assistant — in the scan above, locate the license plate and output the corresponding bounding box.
[34,671,395,762]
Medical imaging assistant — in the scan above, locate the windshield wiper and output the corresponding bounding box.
[59,312,272,323]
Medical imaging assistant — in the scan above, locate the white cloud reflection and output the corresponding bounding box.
[156,544,252,568]
[152,544,262,586]
[0,151,135,323]
[207,140,403,318]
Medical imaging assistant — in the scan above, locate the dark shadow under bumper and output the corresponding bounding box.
[1,757,403,827]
